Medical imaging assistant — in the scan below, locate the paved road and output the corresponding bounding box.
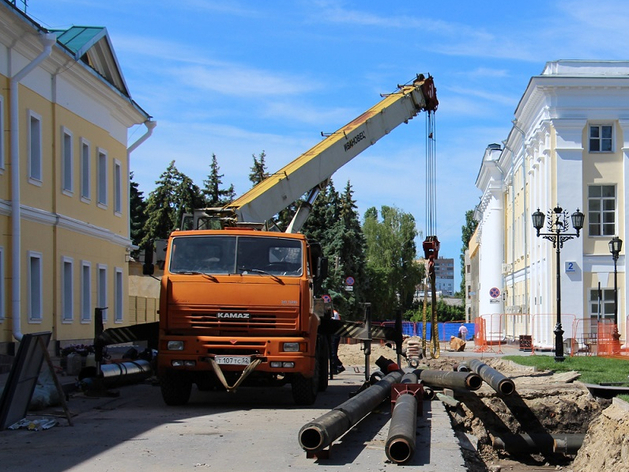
[0,367,468,472]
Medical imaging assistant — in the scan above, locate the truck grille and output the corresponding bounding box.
[173,308,299,331]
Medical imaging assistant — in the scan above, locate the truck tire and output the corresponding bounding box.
[292,344,321,405]
[160,371,193,406]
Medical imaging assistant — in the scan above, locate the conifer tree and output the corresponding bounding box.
[129,172,147,257]
[141,161,203,246]
[202,153,235,207]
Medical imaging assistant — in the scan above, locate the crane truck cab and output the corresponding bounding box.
[158,227,329,405]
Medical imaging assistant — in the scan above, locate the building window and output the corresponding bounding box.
[115,268,123,323]
[81,261,91,323]
[98,149,107,207]
[81,139,91,201]
[114,160,122,215]
[28,111,43,182]
[62,257,73,322]
[589,124,613,152]
[62,128,73,193]
[28,251,43,322]
[0,95,4,170]
[589,287,616,333]
[0,247,4,320]
[588,185,616,236]
[98,264,108,322]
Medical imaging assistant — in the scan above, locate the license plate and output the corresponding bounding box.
[215,355,251,366]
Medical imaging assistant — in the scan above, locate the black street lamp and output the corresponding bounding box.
[609,236,623,350]
[532,206,585,362]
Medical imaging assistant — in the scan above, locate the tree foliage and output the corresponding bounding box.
[130,172,147,256]
[202,153,235,207]
[141,161,204,246]
[302,181,368,320]
[362,205,423,319]
[459,209,478,295]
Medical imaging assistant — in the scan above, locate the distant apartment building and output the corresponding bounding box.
[0,2,154,353]
[434,257,455,296]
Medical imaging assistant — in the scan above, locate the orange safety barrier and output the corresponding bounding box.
[596,320,625,358]
[473,314,504,353]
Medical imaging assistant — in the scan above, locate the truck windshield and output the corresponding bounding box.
[169,235,303,276]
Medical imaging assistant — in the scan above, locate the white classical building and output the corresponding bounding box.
[473,60,628,350]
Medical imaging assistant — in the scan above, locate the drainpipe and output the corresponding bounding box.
[10,32,57,342]
[126,120,156,247]
[512,120,529,328]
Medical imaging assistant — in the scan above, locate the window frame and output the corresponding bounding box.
[589,124,614,153]
[0,95,4,170]
[80,138,91,202]
[61,127,74,194]
[97,263,108,322]
[114,267,123,323]
[97,148,108,208]
[0,246,4,320]
[28,251,43,322]
[587,184,616,237]
[114,159,122,215]
[62,256,74,322]
[81,261,91,323]
[28,110,43,184]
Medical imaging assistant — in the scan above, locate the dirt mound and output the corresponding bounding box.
[569,399,629,472]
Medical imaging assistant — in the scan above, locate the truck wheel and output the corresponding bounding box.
[292,349,320,405]
[160,371,192,406]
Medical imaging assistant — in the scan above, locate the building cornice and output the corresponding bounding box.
[0,199,131,248]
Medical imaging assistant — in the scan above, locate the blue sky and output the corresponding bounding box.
[24,0,629,289]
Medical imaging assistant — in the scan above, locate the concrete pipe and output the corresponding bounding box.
[298,370,403,454]
[466,359,515,396]
[385,393,418,463]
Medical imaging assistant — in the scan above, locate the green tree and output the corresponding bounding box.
[141,161,203,246]
[129,172,147,258]
[249,151,269,185]
[202,153,235,207]
[459,209,478,295]
[363,205,423,319]
[327,181,367,319]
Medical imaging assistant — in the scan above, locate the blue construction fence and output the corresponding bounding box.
[380,321,475,341]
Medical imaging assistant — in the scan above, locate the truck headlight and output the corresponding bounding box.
[283,342,300,352]
[167,340,184,351]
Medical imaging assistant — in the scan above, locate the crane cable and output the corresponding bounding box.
[422,110,440,359]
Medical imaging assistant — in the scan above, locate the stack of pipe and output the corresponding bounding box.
[298,370,403,454]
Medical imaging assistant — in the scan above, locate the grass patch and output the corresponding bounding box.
[503,355,629,384]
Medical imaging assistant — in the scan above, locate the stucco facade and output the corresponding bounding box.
[472,60,629,348]
[0,2,154,352]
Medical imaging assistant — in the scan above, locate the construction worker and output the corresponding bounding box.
[331,309,345,374]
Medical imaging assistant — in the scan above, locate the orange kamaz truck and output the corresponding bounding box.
[156,75,437,405]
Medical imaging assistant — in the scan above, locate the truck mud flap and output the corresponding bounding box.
[208,358,262,393]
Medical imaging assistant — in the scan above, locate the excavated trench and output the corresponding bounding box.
[440,360,611,471]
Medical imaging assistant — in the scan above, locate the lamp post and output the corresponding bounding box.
[608,236,623,351]
[531,206,585,362]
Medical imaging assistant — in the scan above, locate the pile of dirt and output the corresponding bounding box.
[336,341,628,471]
[569,399,629,472]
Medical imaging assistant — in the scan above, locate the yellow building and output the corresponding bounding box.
[472,61,628,352]
[0,3,155,353]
